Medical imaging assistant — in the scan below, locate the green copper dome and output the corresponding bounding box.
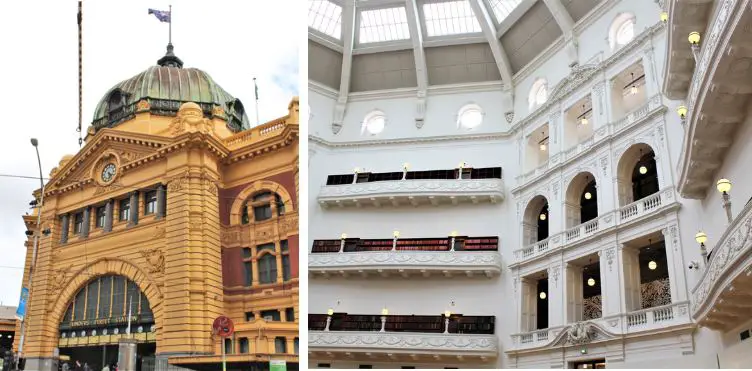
[91,44,249,132]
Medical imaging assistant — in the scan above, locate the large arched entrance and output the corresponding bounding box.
[58,275,156,371]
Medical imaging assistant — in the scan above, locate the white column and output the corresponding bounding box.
[591,81,606,130]
[549,110,563,156]
[564,263,583,323]
[642,47,659,98]
[548,265,564,327]
[621,246,641,311]
[662,225,687,302]
[519,278,536,332]
[599,247,622,316]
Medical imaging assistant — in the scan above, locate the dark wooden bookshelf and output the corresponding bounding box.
[325,166,502,186]
[312,236,499,253]
[308,313,495,334]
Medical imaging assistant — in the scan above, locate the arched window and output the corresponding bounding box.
[528,79,548,111]
[457,104,484,129]
[609,13,636,50]
[108,89,125,113]
[242,192,286,224]
[258,253,278,284]
[361,110,386,135]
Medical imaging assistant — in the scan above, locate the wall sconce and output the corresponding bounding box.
[717,178,733,224]
[380,308,389,332]
[450,231,458,251]
[688,32,701,63]
[443,310,452,334]
[340,233,347,240]
[639,165,648,175]
[539,143,547,151]
[339,233,347,252]
[660,12,668,23]
[393,230,400,238]
[392,230,400,250]
[353,167,361,174]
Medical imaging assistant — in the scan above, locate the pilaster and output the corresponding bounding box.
[662,225,687,302]
[547,264,564,327]
[599,247,621,316]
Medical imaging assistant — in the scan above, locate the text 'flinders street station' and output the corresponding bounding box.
[14,45,299,371]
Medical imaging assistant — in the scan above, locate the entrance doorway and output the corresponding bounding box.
[60,343,156,371]
[572,358,606,369]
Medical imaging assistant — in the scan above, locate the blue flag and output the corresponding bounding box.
[148,8,171,23]
[15,287,28,320]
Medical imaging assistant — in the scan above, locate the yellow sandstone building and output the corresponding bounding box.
[14,45,299,371]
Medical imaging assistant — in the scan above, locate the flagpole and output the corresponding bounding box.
[127,293,132,336]
[254,77,260,126]
[168,4,172,44]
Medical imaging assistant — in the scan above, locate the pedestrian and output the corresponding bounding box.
[75,360,82,371]
[83,362,91,371]
[61,361,69,371]
[101,363,109,371]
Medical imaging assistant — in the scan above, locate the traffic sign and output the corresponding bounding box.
[212,316,234,338]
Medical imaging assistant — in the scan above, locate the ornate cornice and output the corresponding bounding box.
[309,250,502,277]
[309,331,499,356]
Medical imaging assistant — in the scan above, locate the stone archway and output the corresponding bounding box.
[229,180,295,225]
[48,258,163,348]
[616,142,659,206]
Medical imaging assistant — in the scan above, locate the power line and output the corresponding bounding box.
[0,174,50,181]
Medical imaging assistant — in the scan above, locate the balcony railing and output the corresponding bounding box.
[309,236,502,277]
[309,313,499,359]
[318,178,505,208]
[513,187,677,265]
[515,95,664,186]
[508,301,691,351]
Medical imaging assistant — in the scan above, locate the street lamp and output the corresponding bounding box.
[688,32,701,62]
[660,12,668,23]
[17,138,46,367]
[677,105,688,124]
[695,231,708,265]
[717,179,733,224]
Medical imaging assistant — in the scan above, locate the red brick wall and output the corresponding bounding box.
[217,171,297,225]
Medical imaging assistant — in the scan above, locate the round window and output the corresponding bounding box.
[457,104,483,129]
[615,19,634,45]
[363,111,386,135]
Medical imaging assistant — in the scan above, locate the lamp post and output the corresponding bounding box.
[457,162,466,180]
[443,310,451,334]
[450,231,458,251]
[402,163,409,180]
[695,231,708,267]
[324,308,334,331]
[688,32,701,63]
[17,138,46,369]
[660,12,668,23]
[352,167,360,184]
[339,233,347,253]
[717,179,733,224]
[392,230,400,251]
[380,308,388,332]
[677,105,688,126]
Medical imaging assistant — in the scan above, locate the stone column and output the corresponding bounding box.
[519,278,536,332]
[547,265,564,327]
[275,241,284,283]
[286,338,295,355]
[564,263,583,323]
[128,191,139,226]
[599,247,622,316]
[642,47,658,98]
[156,184,166,219]
[81,207,91,238]
[60,214,70,243]
[104,200,114,232]
[662,225,687,302]
[252,245,260,286]
[621,246,641,311]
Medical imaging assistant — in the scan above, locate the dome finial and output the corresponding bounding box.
[157,42,183,68]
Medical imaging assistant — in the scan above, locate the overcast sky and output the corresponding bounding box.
[0,0,300,306]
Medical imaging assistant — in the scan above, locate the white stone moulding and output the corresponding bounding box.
[508,301,692,351]
[317,179,505,208]
[512,187,678,265]
[308,250,502,278]
[691,200,752,321]
[515,94,665,187]
[309,330,499,358]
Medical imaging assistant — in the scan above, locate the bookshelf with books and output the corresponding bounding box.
[347,239,393,252]
[311,239,341,253]
[312,236,499,253]
[456,236,499,251]
[395,238,450,251]
[308,313,496,335]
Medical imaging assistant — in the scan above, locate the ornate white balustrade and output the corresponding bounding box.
[516,95,665,186]
[692,200,752,331]
[309,250,502,278]
[513,188,677,265]
[309,331,499,360]
[508,301,692,352]
[318,178,505,208]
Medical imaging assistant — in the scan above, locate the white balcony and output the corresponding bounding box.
[309,330,499,360]
[692,201,752,331]
[317,178,505,208]
[308,250,502,278]
[513,187,678,265]
[508,301,692,352]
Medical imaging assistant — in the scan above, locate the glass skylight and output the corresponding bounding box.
[487,0,524,24]
[359,7,411,43]
[423,1,482,37]
[309,0,343,39]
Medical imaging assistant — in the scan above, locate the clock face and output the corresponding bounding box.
[101,163,117,182]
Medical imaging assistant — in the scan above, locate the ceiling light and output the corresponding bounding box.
[660,12,668,22]
[580,117,588,125]
[639,165,648,175]
[585,192,592,200]
[688,32,701,45]
[458,105,483,129]
[717,178,732,194]
[540,143,547,151]
[677,105,688,119]
[630,85,638,95]
[648,261,657,270]
[539,292,547,300]
[587,278,596,287]
[540,213,547,221]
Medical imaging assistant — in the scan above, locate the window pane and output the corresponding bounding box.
[98,276,112,318]
[242,247,251,259]
[261,310,281,321]
[126,280,139,315]
[120,200,130,221]
[96,207,106,228]
[280,240,289,253]
[224,338,233,354]
[257,243,275,253]
[111,276,125,317]
[283,255,291,281]
[276,194,286,215]
[85,279,99,320]
[294,338,299,354]
[73,287,86,321]
[240,338,249,353]
[244,262,252,286]
[140,292,153,317]
[259,254,277,284]
[63,304,73,323]
[241,205,249,224]
[274,337,287,354]
[254,205,272,221]
[286,308,295,322]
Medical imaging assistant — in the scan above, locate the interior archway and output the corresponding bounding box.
[522,195,549,245]
[565,172,598,228]
[616,143,659,206]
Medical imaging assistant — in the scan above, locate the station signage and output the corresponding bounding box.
[68,315,139,329]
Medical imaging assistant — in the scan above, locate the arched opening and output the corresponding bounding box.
[609,61,646,121]
[242,192,286,224]
[608,13,636,51]
[107,89,124,113]
[58,275,156,370]
[617,143,659,206]
[563,95,594,150]
[522,195,549,246]
[565,172,598,228]
[528,78,548,111]
[525,124,549,173]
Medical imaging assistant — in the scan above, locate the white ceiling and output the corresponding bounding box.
[309,0,602,93]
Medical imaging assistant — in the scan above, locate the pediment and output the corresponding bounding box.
[48,129,171,193]
[548,321,617,348]
[548,64,600,102]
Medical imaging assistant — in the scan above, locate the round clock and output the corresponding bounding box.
[101,163,117,182]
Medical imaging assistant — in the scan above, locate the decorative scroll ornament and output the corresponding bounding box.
[140,248,165,275]
[606,248,615,271]
[505,112,515,123]
[583,295,602,320]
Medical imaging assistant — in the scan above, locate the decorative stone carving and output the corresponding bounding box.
[505,112,515,123]
[169,102,216,136]
[152,226,166,239]
[605,248,615,271]
[140,248,165,275]
[600,157,608,177]
[212,105,226,118]
[135,99,151,112]
[566,322,595,344]
[309,250,502,276]
[308,331,499,355]
[94,181,124,196]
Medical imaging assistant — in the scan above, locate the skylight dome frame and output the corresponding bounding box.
[420,0,484,38]
[356,5,412,45]
[309,0,345,42]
